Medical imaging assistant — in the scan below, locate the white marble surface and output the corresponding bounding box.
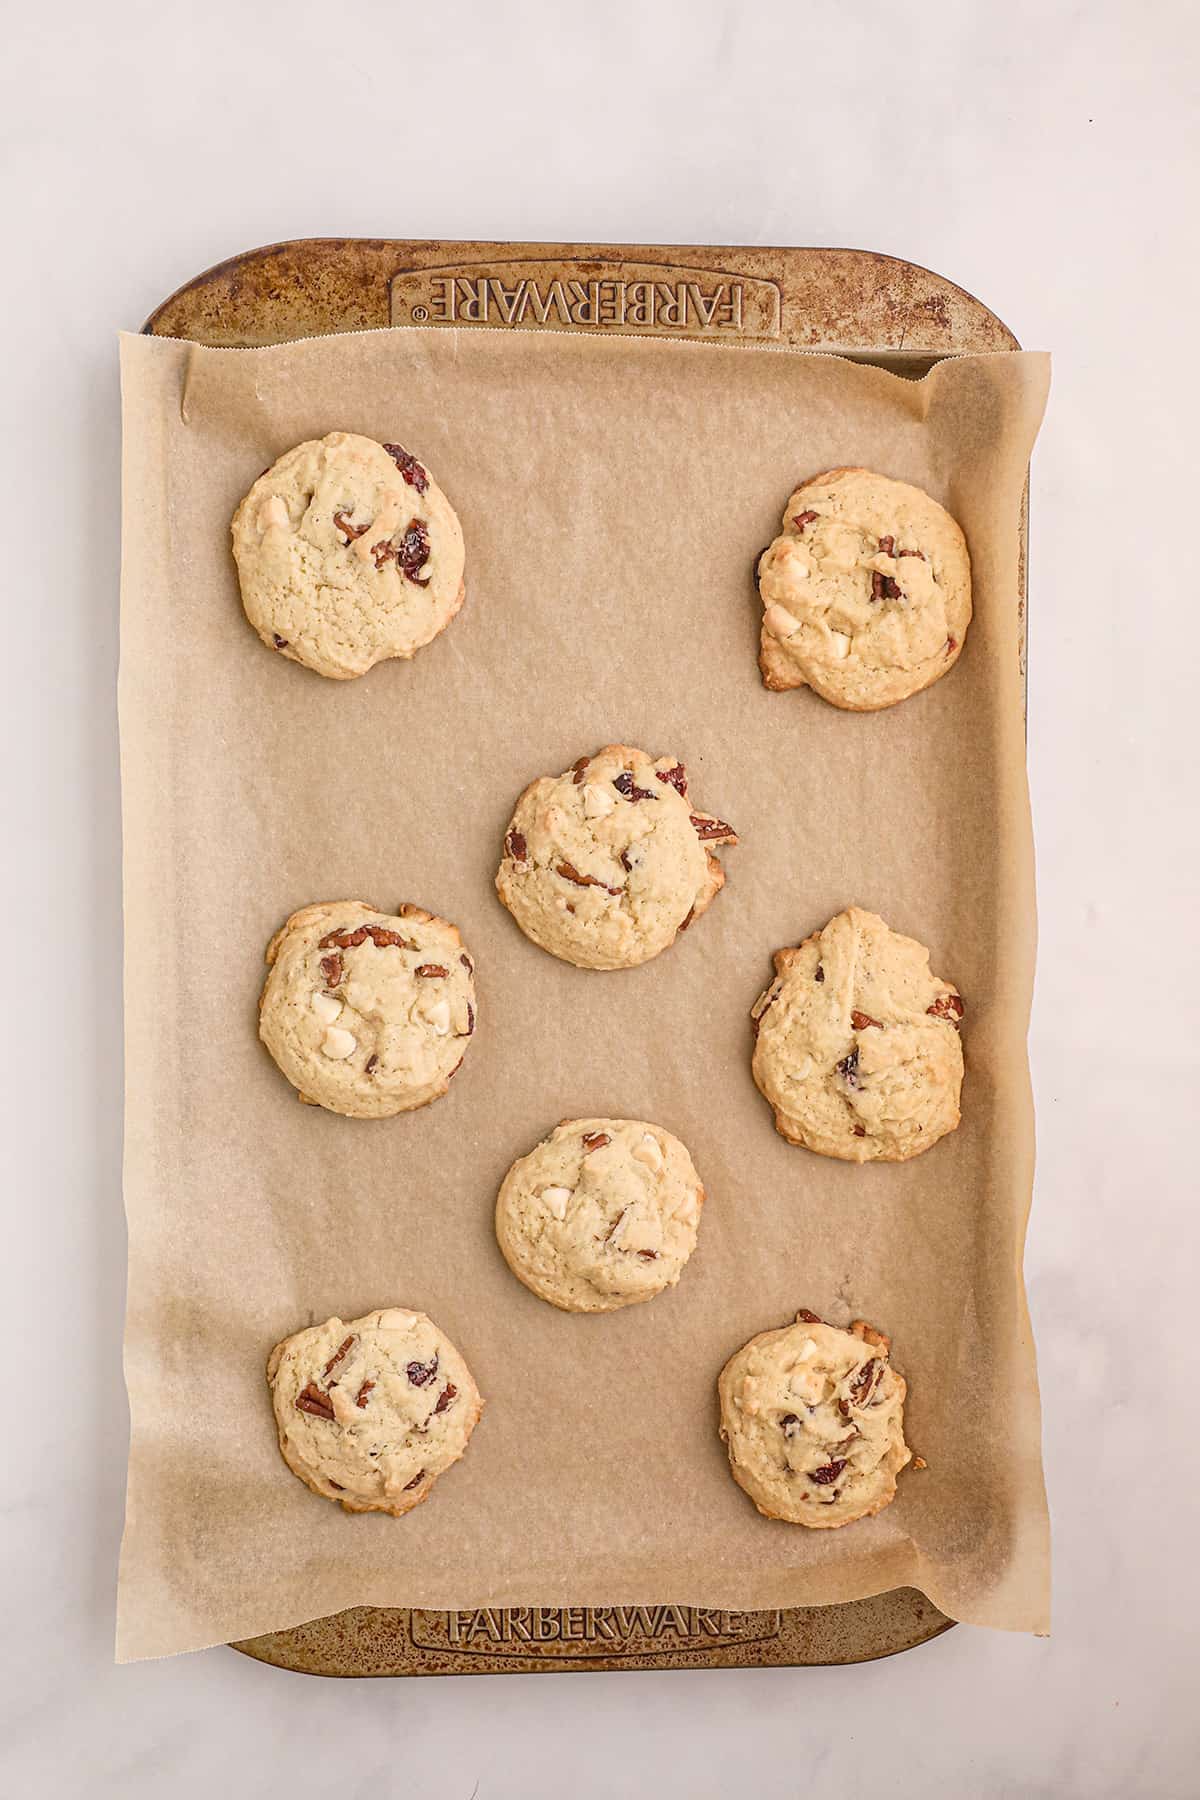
[3,1,1196,1793]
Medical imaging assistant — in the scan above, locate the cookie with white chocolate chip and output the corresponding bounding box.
[267,1306,483,1515]
[232,432,466,679]
[259,900,476,1118]
[756,467,971,710]
[495,1118,705,1312]
[718,1311,911,1528]
[751,906,964,1163]
[495,745,737,970]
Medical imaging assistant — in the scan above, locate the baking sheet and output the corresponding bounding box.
[116,327,1050,1660]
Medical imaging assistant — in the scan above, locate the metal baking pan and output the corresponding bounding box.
[144,239,1023,1676]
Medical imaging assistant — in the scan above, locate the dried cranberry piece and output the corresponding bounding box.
[415,963,449,978]
[677,906,696,933]
[296,1383,335,1421]
[460,953,473,972]
[272,633,288,649]
[395,518,432,585]
[636,1250,658,1261]
[927,993,965,1023]
[355,1379,375,1408]
[945,635,957,655]
[365,1054,379,1075]
[780,1413,802,1433]
[506,830,528,863]
[814,964,824,983]
[655,763,688,797]
[403,1469,425,1490]
[850,1010,882,1031]
[620,849,633,873]
[432,1383,457,1415]
[406,1355,439,1388]
[810,1459,847,1485]
[836,1049,860,1088]
[613,771,656,802]
[320,952,343,989]
[792,509,819,531]
[852,1125,866,1137]
[322,1335,355,1381]
[381,443,429,494]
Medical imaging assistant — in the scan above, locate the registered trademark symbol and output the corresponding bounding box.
[411,305,429,322]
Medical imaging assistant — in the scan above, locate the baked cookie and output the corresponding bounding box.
[495,1119,705,1312]
[718,1311,912,1528]
[751,906,964,1163]
[267,1306,483,1515]
[259,901,476,1119]
[495,746,737,970]
[232,432,466,679]
[756,467,971,710]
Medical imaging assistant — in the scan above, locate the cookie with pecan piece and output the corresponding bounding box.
[757,467,970,710]
[232,432,465,679]
[496,1118,705,1312]
[259,900,476,1118]
[267,1307,483,1515]
[495,745,737,969]
[718,1312,911,1528]
[751,906,963,1163]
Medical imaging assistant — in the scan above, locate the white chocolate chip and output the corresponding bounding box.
[790,560,810,579]
[790,1368,824,1404]
[257,494,289,533]
[673,1192,699,1225]
[540,1185,572,1220]
[376,1307,419,1332]
[740,1376,761,1416]
[582,782,617,819]
[829,631,852,659]
[632,1132,664,1173]
[764,604,802,639]
[310,990,343,1023]
[321,1026,357,1060]
[425,998,451,1036]
[795,1337,818,1363]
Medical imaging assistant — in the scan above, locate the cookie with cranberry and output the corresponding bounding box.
[757,467,970,710]
[718,1311,912,1528]
[751,906,964,1163]
[232,432,465,679]
[259,901,476,1118]
[496,1119,705,1312]
[267,1307,483,1515]
[495,745,737,970]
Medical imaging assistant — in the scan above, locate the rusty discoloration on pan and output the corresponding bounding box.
[146,240,1023,1675]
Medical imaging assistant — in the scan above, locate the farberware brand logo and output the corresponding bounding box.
[410,1604,782,1656]
[391,260,782,339]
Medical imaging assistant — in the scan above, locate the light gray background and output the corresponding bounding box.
[3,1,1195,1795]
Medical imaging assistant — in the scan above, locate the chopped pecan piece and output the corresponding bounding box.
[296,1383,335,1421]
[406,1355,439,1388]
[333,508,369,543]
[556,860,622,897]
[505,829,528,863]
[381,443,429,494]
[797,1308,822,1324]
[320,952,343,989]
[318,924,415,951]
[850,1009,882,1031]
[810,1459,847,1486]
[655,763,688,796]
[403,1469,425,1490]
[636,1250,658,1261]
[355,1379,375,1408]
[432,1383,458,1415]
[927,992,965,1023]
[582,1131,611,1153]
[836,1049,860,1088]
[899,547,926,560]
[878,534,896,556]
[852,1125,866,1137]
[272,633,288,649]
[792,509,819,531]
[613,770,656,802]
[322,1335,355,1381]
[871,570,903,602]
[395,518,431,585]
[849,1359,880,1408]
[912,1455,928,1471]
[814,964,824,983]
[365,1054,379,1075]
[461,1002,475,1037]
[690,812,738,844]
[677,906,696,933]
[328,1480,344,1491]
[460,953,473,972]
[570,755,590,784]
[415,964,449,979]
[620,849,633,873]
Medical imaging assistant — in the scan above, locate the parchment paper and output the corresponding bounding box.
[116,327,1050,1660]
